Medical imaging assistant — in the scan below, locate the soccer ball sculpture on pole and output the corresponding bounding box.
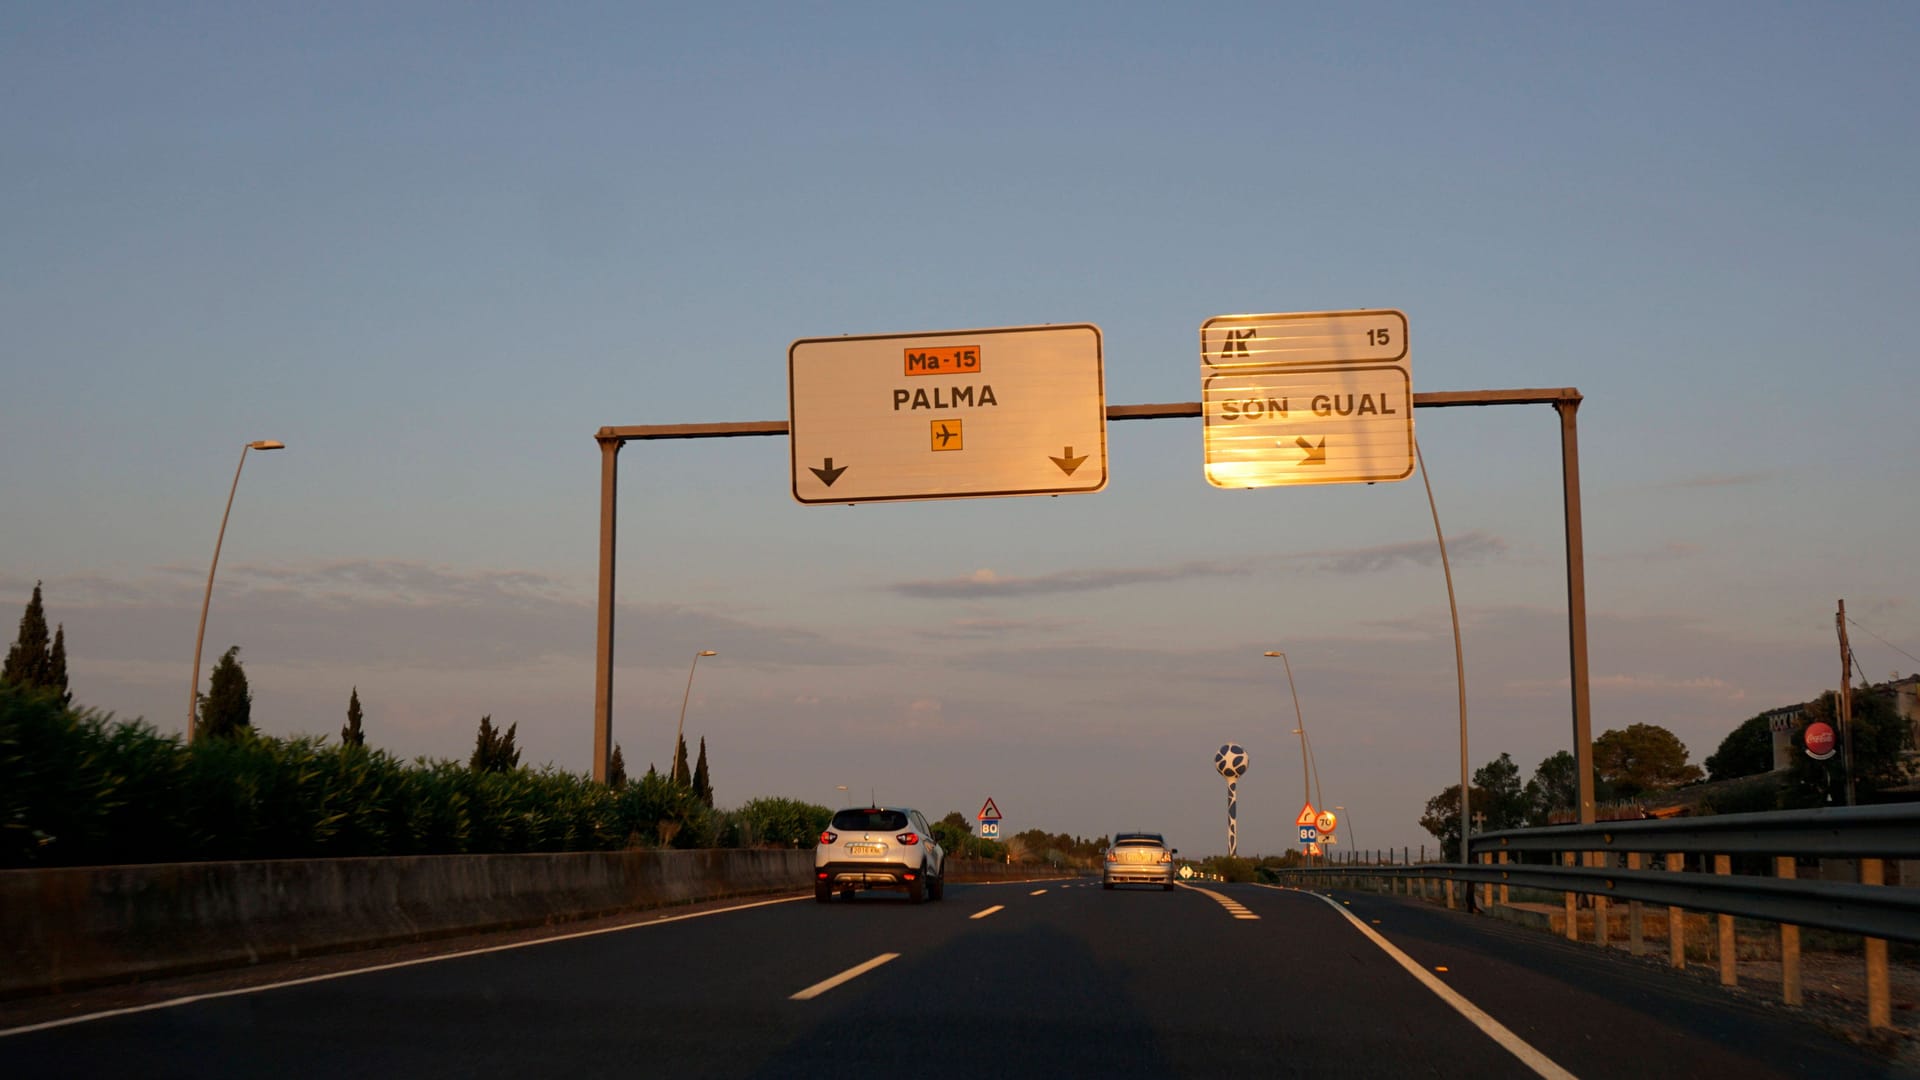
[1214,743,1250,857]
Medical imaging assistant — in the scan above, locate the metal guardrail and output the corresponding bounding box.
[1269,862,1919,943]
[1473,803,1920,859]
[1262,804,1918,1027]
[1266,804,1920,939]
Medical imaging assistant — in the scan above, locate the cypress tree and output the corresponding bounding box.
[692,737,712,807]
[3,582,54,693]
[608,743,628,789]
[471,715,497,770]
[342,687,365,747]
[470,715,520,773]
[497,720,519,770]
[199,646,252,739]
[671,734,691,787]
[47,624,70,706]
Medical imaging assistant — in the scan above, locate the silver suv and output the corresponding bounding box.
[1102,832,1177,890]
[815,806,946,903]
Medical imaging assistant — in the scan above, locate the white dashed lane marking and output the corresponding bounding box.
[791,953,900,1001]
[971,905,1006,920]
[1183,885,1261,920]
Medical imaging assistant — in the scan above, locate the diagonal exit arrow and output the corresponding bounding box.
[1049,446,1088,476]
[1294,437,1327,465]
[810,458,848,486]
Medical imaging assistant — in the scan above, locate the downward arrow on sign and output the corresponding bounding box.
[810,458,847,486]
[1050,446,1088,475]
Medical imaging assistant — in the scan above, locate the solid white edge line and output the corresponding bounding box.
[970,905,1005,919]
[789,952,899,1001]
[1281,888,1578,1080]
[0,894,808,1039]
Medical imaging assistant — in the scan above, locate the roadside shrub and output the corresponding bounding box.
[2,690,788,866]
[730,797,832,848]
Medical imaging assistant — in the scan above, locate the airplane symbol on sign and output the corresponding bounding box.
[929,419,963,452]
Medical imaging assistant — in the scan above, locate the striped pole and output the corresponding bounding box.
[1227,778,1239,857]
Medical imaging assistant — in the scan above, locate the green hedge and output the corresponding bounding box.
[0,686,826,868]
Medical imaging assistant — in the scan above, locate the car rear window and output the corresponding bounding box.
[832,809,910,831]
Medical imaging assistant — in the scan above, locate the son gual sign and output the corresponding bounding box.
[1201,310,1414,488]
[789,325,1107,504]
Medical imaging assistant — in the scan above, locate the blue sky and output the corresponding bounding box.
[4,2,1917,857]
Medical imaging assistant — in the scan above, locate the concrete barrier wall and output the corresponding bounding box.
[0,852,1072,998]
[1,848,811,998]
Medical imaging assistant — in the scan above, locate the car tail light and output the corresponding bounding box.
[1159,851,1173,863]
[816,871,829,880]
[896,831,920,845]
[819,830,838,844]
[1106,850,1120,862]
[903,872,916,881]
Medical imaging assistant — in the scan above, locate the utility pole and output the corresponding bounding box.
[1837,599,1855,806]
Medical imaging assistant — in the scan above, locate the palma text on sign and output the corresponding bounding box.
[892,385,999,410]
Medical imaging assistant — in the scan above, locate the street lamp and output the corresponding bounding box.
[835,784,849,808]
[1263,651,1318,810]
[188,439,284,740]
[1335,804,1357,859]
[671,650,717,783]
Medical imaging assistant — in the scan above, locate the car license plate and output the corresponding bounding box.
[847,843,883,855]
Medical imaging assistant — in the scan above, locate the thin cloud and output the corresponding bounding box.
[1597,541,1701,564]
[219,560,571,606]
[914,615,1082,640]
[1504,673,1747,701]
[887,561,1245,599]
[1295,531,1507,575]
[1666,472,1773,489]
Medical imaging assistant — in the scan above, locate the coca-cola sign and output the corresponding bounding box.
[1803,721,1836,761]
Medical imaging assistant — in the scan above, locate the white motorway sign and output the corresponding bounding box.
[1201,310,1413,488]
[1202,309,1406,371]
[789,324,1107,504]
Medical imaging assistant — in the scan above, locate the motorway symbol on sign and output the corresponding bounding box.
[1203,309,1407,371]
[977,797,1002,821]
[1295,802,1317,827]
[1200,310,1413,488]
[790,324,1108,504]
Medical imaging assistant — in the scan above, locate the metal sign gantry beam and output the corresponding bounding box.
[592,387,1595,826]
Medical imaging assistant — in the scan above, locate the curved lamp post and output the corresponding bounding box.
[1263,651,1317,810]
[671,650,717,783]
[188,440,284,740]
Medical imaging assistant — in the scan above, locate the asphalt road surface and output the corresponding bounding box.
[2,879,1902,1078]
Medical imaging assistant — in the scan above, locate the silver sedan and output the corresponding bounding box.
[1102,832,1177,890]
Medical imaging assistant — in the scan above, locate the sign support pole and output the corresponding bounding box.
[1555,399,1596,826]
[593,435,620,784]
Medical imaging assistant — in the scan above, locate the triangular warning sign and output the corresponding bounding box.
[1309,842,1323,857]
[977,797,1002,821]
[1294,802,1317,827]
